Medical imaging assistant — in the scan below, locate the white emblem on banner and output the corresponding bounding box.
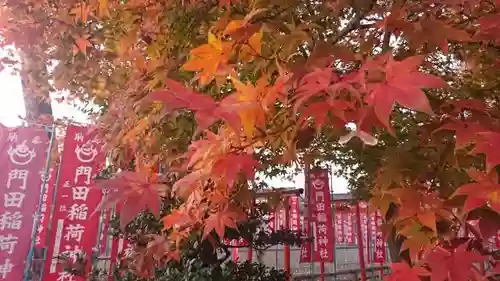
[39,168,53,182]
[72,186,89,201]
[56,271,75,281]
[4,192,25,208]
[74,141,98,163]
[0,235,18,254]
[63,245,83,262]
[7,169,29,190]
[67,204,88,220]
[7,132,17,142]
[32,135,42,144]
[74,166,92,184]
[74,132,84,142]
[0,211,23,230]
[64,224,85,242]
[8,141,36,165]
[0,259,13,279]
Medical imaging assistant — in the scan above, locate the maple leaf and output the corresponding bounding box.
[471,131,500,172]
[72,35,92,56]
[94,171,163,230]
[224,21,263,62]
[424,242,484,281]
[454,169,500,214]
[400,230,432,261]
[182,32,233,86]
[150,79,242,133]
[202,207,246,239]
[229,77,267,137]
[361,54,445,133]
[385,262,429,281]
[434,119,485,150]
[211,153,260,186]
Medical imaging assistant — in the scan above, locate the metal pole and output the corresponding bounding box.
[304,155,315,281]
[355,202,367,281]
[330,170,337,281]
[23,124,56,281]
[284,197,291,279]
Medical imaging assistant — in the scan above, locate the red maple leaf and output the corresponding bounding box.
[94,171,163,229]
[434,119,485,149]
[385,262,429,281]
[211,153,260,186]
[454,169,500,213]
[471,131,500,172]
[150,79,243,133]
[424,242,484,281]
[360,55,445,133]
[202,207,245,239]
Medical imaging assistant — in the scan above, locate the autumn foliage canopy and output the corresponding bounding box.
[2,0,500,279]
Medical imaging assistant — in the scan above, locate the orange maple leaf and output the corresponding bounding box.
[183,32,233,86]
[202,207,245,239]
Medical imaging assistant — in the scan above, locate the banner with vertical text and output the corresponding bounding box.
[299,169,334,263]
[0,127,50,281]
[43,125,105,281]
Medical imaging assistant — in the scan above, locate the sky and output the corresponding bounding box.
[0,70,349,193]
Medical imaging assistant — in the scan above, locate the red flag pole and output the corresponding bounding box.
[355,202,367,281]
[284,198,291,279]
[320,262,325,281]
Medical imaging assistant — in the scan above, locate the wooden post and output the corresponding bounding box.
[355,202,367,281]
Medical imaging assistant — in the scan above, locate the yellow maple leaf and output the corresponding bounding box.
[230,77,266,138]
[182,32,233,86]
[240,29,263,61]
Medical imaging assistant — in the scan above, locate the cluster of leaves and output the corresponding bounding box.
[5,0,500,280]
[93,172,303,279]
[89,261,289,281]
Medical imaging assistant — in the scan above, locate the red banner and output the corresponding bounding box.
[345,210,354,245]
[359,203,368,247]
[373,210,386,263]
[108,203,133,280]
[289,195,300,232]
[334,203,344,244]
[44,125,105,281]
[276,207,286,230]
[0,126,50,280]
[36,166,57,248]
[267,212,275,232]
[299,169,334,263]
